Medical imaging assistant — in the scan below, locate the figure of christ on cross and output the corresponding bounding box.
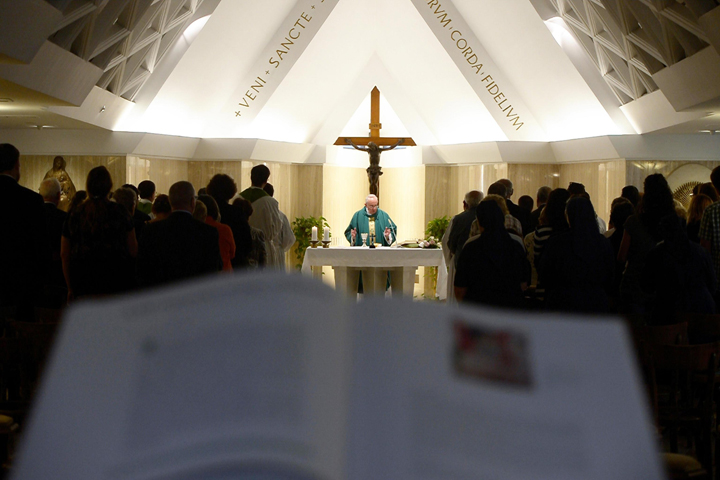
[334,86,416,201]
[345,138,404,199]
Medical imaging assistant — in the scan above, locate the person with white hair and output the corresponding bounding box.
[345,194,397,246]
[40,177,68,293]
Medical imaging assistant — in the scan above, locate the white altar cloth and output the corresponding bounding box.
[301,246,447,299]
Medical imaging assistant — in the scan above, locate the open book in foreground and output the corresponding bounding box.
[13,273,664,480]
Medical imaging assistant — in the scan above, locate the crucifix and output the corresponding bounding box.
[334,86,416,201]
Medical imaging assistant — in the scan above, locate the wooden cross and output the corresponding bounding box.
[334,87,416,199]
[334,86,416,147]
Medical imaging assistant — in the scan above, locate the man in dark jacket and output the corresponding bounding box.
[138,181,221,287]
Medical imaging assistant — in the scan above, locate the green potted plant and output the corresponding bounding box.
[291,215,331,270]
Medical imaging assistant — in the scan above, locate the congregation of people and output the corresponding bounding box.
[5,137,720,324]
[446,172,720,323]
[0,144,296,318]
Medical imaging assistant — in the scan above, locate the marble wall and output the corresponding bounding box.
[127,156,189,196]
[19,155,126,200]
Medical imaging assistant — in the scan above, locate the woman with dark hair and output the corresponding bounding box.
[454,200,529,309]
[207,174,252,268]
[539,197,615,313]
[531,188,570,304]
[687,193,713,243]
[698,182,719,202]
[618,174,676,313]
[61,166,137,301]
[67,190,87,215]
[150,194,171,222]
[198,194,235,272]
[642,213,715,322]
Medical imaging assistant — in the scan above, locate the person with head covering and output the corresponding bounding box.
[539,196,615,314]
[345,194,397,246]
[454,200,530,309]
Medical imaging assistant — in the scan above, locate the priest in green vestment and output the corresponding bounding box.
[344,194,397,246]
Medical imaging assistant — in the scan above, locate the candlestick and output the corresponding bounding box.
[311,226,318,242]
[323,226,330,242]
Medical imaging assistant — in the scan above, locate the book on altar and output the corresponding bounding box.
[13,273,664,480]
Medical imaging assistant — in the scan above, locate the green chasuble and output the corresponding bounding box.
[344,208,397,246]
[239,187,269,203]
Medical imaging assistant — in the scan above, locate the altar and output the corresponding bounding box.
[301,246,447,299]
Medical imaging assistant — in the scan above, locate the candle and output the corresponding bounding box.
[323,226,330,241]
[311,226,318,242]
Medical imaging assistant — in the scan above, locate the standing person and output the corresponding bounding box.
[238,165,284,268]
[497,178,530,237]
[643,214,715,321]
[619,174,676,313]
[39,178,68,295]
[263,183,296,270]
[137,180,156,216]
[137,182,221,287]
[442,190,483,305]
[700,166,720,308]
[198,194,235,272]
[0,144,47,319]
[61,166,137,301]
[621,185,641,209]
[233,198,267,269]
[529,186,551,233]
[122,184,150,241]
[688,193,713,243]
[454,200,529,309]
[207,173,252,269]
[532,188,571,304]
[345,194,396,246]
[539,197,615,314]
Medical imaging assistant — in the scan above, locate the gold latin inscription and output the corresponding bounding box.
[425,0,524,131]
[236,9,316,117]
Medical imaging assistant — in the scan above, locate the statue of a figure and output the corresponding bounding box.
[345,138,404,199]
[43,156,77,211]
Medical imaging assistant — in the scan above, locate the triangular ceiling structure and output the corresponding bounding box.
[115,0,623,143]
[3,0,720,145]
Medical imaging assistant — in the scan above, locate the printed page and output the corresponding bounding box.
[346,299,665,480]
[13,273,352,480]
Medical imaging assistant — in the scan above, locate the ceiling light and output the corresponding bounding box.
[0,98,13,103]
